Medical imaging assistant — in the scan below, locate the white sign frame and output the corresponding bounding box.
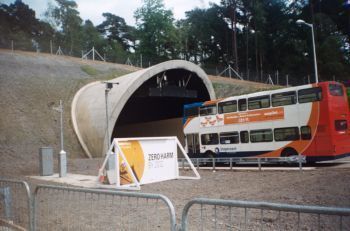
[97,136,200,190]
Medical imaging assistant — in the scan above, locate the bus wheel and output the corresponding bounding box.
[281,148,298,157]
[204,151,215,166]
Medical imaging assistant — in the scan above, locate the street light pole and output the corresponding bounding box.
[103,82,119,150]
[296,19,319,83]
[53,100,66,177]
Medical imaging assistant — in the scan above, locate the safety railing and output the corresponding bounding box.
[179,156,306,171]
[32,184,177,231]
[2,179,350,231]
[0,179,32,231]
[180,198,350,230]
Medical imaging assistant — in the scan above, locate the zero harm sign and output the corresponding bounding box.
[99,136,200,190]
[118,138,178,185]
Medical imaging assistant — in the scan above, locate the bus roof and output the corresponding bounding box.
[184,81,343,107]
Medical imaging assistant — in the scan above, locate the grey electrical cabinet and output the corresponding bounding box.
[39,147,53,176]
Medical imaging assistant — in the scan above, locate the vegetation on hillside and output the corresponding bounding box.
[0,0,349,83]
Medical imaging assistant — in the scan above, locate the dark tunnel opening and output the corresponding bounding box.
[111,69,211,142]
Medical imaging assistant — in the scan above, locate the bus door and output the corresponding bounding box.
[186,133,200,156]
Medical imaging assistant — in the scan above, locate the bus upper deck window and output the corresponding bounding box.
[238,99,247,111]
[272,91,296,107]
[298,87,322,103]
[329,84,344,96]
[184,107,198,117]
[199,105,217,116]
[248,95,270,110]
[218,100,237,114]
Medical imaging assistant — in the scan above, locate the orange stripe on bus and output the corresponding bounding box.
[203,98,223,106]
[224,107,284,124]
[183,117,194,128]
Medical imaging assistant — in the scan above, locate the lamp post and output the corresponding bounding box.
[296,19,319,83]
[103,82,119,174]
[53,100,66,177]
[103,82,119,150]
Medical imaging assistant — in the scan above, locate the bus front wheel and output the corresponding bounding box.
[281,148,298,157]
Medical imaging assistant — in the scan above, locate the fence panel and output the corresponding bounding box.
[181,198,350,231]
[33,184,176,231]
[0,179,32,231]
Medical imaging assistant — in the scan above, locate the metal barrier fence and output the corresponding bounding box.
[1,179,350,231]
[179,157,306,171]
[32,184,177,231]
[0,179,32,231]
[180,198,350,231]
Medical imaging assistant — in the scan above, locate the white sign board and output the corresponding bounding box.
[98,136,200,190]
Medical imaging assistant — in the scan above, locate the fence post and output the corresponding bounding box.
[11,40,14,53]
[50,40,53,55]
[0,187,13,221]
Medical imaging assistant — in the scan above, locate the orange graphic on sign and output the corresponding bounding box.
[118,141,145,185]
[224,107,284,124]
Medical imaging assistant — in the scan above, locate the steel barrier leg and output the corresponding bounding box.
[0,187,13,221]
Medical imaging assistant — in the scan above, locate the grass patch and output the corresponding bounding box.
[103,68,131,80]
[81,65,100,76]
[213,82,282,98]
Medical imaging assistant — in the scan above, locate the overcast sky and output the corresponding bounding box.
[2,0,222,26]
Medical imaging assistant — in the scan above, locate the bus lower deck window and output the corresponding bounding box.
[300,126,312,140]
[250,129,273,143]
[220,132,239,144]
[274,127,300,141]
[240,131,249,143]
[201,133,219,145]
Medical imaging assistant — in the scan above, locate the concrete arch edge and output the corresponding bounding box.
[71,60,216,158]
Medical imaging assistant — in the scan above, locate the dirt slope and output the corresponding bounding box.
[0,49,271,176]
[0,50,136,175]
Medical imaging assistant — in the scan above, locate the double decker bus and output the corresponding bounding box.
[183,81,350,163]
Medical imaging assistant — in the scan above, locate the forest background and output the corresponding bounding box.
[0,0,349,84]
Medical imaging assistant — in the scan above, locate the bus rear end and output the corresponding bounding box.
[306,82,350,162]
[327,82,350,160]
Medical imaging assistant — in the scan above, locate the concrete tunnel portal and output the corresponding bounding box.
[113,68,211,139]
[72,60,216,158]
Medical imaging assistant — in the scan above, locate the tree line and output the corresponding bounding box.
[0,0,349,82]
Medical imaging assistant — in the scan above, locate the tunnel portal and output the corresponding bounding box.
[72,60,216,158]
